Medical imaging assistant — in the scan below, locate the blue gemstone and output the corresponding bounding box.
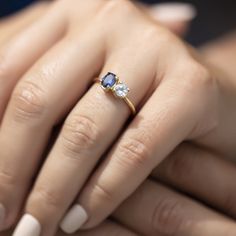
[101,73,117,88]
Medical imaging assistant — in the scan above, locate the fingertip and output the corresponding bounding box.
[60,204,88,234]
[149,2,197,23]
[12,214,41,236]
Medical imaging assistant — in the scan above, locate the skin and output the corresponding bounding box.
[3,144,236,235]
[0,0,236,235]
[201,32,236,89]
[0,2,49,46]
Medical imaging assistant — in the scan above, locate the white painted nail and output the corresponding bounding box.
[0,203,6,228]
[60,205,88,234]
[13,214,41,236]
[149,3,197,22]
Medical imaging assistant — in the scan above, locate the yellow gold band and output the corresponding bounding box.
[123,97,136,115]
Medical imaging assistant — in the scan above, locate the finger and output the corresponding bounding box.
[59,220,137,236]
[0,3,67,120]
[4,221,136,236]
[50,221,138,236]
[113,179,236,236]
[152,143,236,218]
[113,180,236,236]
[63,68,206,231]
[0,29,104,231]
[21,43,156,236]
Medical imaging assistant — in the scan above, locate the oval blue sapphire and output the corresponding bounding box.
[101,72,117,89]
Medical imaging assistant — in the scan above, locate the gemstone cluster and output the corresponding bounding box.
[101,72,129,98]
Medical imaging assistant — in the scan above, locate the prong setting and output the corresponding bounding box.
[97,72,135,115]
[100,72,129,98]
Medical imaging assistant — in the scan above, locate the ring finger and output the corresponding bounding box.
[13,49,156,236]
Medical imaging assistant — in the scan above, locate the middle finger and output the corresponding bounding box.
[14,48,156,236]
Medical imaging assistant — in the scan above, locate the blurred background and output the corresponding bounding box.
[0,0,236,46]
[141,0,236,46]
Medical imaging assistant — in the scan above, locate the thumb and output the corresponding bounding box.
[143,3,197,36]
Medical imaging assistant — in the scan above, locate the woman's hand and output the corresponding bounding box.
[4,144,236,236]
[0,0,235,235]
[3,222,137,236]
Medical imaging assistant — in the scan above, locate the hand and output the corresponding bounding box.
[4,144,236,236]
[0,0,235,235]
[118,143,236,236]
[3,221,137,236]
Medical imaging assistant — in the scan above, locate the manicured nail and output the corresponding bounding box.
[13,214,41,236]
[60,204,88,234]
[150,3,197,22]
[0,203,6,229]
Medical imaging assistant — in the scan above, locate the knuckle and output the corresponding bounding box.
[137,26,166,53]
[191,63,212,86]
[11,81,47,121]
[150,27,179,54]
[151,197,187,235]
[92,181,114,202]
[117,137,150,168]
[100,0,136,22]
[156,28,176,46]
[61,114,99,155]
[0,169,16,188]
[181,61,213,94]
[31,186,63,210]
[104,0,133,14]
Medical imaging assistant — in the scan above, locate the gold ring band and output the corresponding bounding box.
[94,72,136,115]
[123,97,136,115]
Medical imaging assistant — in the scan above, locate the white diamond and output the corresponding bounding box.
[114,83,129,98]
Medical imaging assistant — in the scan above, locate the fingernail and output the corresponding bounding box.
[0,203,6,228]
[13,214,41,236]
[150,3,197,22]
[60,204,88,234]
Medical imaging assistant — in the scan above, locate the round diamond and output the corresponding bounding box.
[114,83,129,98]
